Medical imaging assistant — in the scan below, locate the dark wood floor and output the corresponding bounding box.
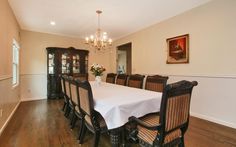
[0,100,236,147]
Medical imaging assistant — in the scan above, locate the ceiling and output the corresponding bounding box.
[8,0,211,40]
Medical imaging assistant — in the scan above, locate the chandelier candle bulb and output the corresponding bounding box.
[109,39,112,45]
[90,35,94,40]
[85,37,89,43]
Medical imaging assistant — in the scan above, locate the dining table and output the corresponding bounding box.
[90,81,163,147]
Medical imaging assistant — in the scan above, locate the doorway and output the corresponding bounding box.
[117,43,132,75]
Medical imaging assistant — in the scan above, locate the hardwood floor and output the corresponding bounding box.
[0,99,236,147]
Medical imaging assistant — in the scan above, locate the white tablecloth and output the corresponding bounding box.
[90,81,162,130]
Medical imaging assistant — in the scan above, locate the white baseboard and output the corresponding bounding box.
[21,97,47,102]
[0,101,21,136]
[190,112,236,129]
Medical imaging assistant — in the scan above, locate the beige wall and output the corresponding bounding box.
[113,0,236,128]
[0,0,20,134]
[20,30,112,100]
[114,0,236,76]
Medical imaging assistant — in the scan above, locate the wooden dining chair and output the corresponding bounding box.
[77,81,108,147]
[129,80,198,147]
[60,75,68,111]
[106,73,117,83]
[69,79,83,129]
[145,75,169,92]
[116,74,128,86]
[127,74,145,89]
[64,76,73,118]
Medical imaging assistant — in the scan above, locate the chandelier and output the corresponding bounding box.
[85,10,112,51]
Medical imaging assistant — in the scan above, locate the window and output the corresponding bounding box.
[12,39,19,86]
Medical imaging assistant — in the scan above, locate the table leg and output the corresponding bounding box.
[110,128,121,147]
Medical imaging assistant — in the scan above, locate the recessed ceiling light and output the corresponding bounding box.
[50,21,56,26]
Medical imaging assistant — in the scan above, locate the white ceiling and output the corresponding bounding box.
[8,0,211,40]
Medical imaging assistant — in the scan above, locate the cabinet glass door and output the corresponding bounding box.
[61,53,70,74]
[48,53,55,74]
[85,55,88,73]
[72,54,80,73]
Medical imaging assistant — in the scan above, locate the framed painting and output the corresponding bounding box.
[166,34,189,64]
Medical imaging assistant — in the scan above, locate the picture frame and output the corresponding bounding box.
[166,34,189,64]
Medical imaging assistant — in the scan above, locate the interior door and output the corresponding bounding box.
[117,43,132,74]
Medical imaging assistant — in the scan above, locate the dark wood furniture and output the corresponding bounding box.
[129,80,198,147]
[127,74,145,89]
[145,75,169,92]
[69,79,83,130]
[115,74,128,86]
[46,47,89,99]
[77,81,108,147]
[60,75,68,111]
[106,73,117,83]
[64,76,73,118]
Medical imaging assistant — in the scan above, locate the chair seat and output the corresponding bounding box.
[137,114,181,145]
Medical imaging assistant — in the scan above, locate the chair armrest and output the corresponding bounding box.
[129,116,162,131]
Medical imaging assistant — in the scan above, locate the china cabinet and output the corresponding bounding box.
[46,47,89,99]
